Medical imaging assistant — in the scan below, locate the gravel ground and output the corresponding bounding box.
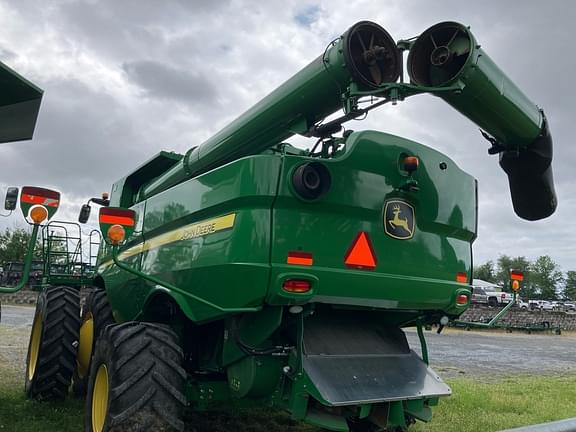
[0,327,28,379]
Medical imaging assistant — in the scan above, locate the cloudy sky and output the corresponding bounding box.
[0,0,574,273]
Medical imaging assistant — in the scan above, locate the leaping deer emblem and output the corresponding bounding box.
[388,205,413,236]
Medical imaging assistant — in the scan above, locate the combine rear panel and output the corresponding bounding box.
[270,131,476,319]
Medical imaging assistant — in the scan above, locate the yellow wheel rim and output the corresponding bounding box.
[92,364,109,432]
[27,313,42,381]
[77,312,94,378]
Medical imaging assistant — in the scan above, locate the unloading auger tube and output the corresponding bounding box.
[138,20,555,221]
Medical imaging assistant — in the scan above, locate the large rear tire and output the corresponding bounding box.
[72,288,114,397]
[84,322,186,432]
[25,285,80,400]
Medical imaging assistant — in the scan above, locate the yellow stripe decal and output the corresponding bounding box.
[98,213,236,269]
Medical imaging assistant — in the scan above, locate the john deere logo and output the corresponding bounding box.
[384,200,415,240]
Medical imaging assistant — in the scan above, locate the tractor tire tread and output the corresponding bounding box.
[85,322,185,432]
[72,288,115,397]
[25,285,80,400]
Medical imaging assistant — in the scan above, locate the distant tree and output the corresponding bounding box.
[530,255,563,300]
[496,255,532,294]
[473,260,496,283]
[564,271,576,301]
[0,226,42,264]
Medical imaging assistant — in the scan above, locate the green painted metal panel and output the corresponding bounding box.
[269,131,475,316]
[98,130,475,323]
[99,156,282,322]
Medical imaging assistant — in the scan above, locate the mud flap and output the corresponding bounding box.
[302,317,451,406]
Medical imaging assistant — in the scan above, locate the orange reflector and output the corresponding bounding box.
[456,272,468,283]
[282,279,311,293]
[511,270,524,281]
[344,232,376,270]
[107,224,126,245]
[30,206,48,224]
[511,280,520,292]
[287,251,313,266]
[456,294,469,305]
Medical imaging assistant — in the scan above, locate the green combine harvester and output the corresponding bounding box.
[17,21,556,431]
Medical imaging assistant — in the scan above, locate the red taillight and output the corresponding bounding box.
[456,294,469,305]
[511,270,524,281]
[282,279,311,293]
[501,293,506,300]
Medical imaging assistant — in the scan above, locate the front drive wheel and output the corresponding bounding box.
[25,285,80,400]
[72,288,114,397]
[85,322,186,432]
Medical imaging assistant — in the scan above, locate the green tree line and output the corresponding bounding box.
[474,255,575,301]
[0,226,42,264]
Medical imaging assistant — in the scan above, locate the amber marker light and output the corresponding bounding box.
[403,156,419,173]
[456,272,468,283]
[107,224,126,245]
[29,205,48,224]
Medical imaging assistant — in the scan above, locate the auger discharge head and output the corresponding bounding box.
[407,21,556,220]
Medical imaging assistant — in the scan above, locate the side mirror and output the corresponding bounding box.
[78,204,91,223]
[4,187,19,210]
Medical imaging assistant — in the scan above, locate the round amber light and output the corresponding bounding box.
[30,205,48,224]
[107,224,126,245]
[511,280,520,292]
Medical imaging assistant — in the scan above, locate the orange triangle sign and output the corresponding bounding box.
[344,232,376,269]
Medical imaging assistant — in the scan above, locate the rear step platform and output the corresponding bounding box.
[303,317,451,406]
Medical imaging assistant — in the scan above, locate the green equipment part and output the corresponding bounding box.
[0,60,43,143]
[71,20,555,431]
[407,22,555,221]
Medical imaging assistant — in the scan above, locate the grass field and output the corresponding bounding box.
[2,326,576,431]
